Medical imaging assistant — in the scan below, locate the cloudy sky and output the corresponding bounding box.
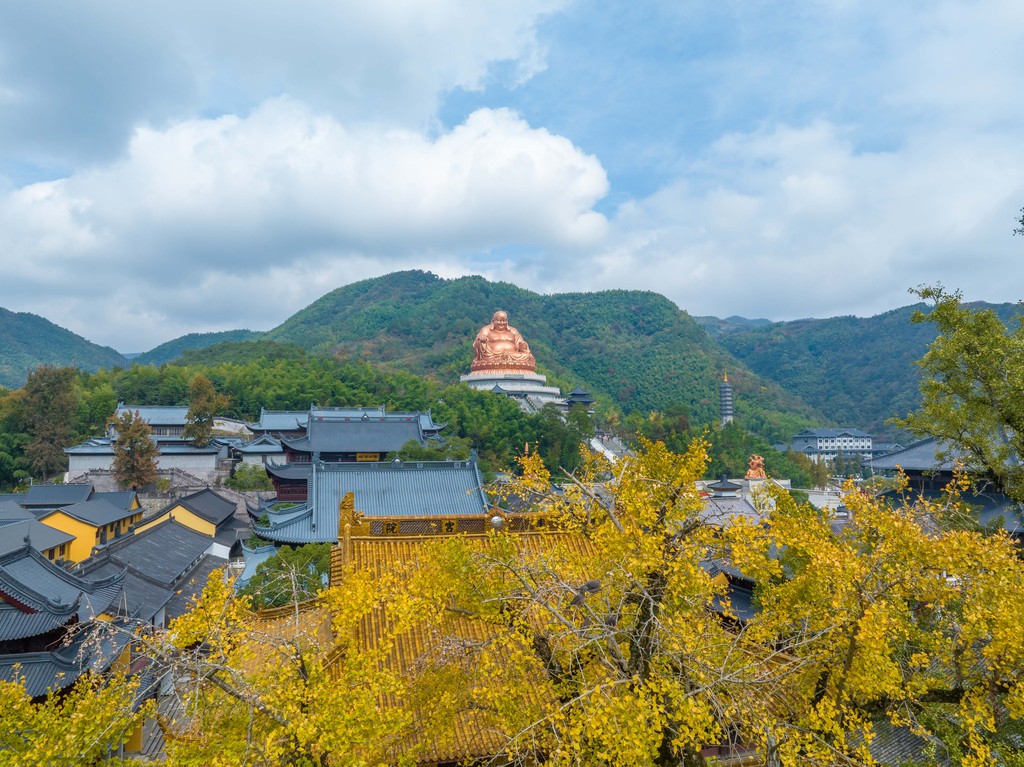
[2,1,1022,352]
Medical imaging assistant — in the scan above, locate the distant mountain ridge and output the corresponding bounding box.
[699,302,1021,436]
[0,307,127,390]
[3,273,1018,444]
[134,329,261,366]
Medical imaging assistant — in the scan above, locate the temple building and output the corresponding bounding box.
[251,459,491,545]
[0,544,127,698]
[459,310,591,413]
[262,405,447,502]
[78,518,228,628]
[250,405,491,546]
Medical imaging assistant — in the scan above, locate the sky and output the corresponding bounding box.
[1,0,1022,352]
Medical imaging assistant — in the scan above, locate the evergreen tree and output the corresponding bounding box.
[110,409,159,489]
[894,285,1024,501]
[21,366,76,480]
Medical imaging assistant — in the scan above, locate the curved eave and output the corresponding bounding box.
[279,435,311,451]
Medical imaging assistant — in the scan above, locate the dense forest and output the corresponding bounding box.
[0,342,823,491]
[0,307,126,389]
[4,268,1007,452]
[262,270,820,439]
[133,329,261,366]
[701,300,1021,436]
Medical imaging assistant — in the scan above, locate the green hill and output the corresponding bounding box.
[0,307,127,389]
[135,329,262,366]
[262,270,820,440]
[700,302,1021,437]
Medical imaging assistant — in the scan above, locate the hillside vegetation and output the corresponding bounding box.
[700,301,1021,436]
[134,329,261,366]
[0,307,127,389]
[264,270,819,440]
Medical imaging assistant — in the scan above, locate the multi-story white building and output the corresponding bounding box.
[790,428,873,463]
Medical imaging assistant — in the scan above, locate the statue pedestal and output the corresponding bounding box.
[460,371,565,412]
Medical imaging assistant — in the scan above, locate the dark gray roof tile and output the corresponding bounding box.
[281,416,428,454]
[104,520,213,586]
[22,484,94,508]
[170,489,237,526]
[164,556,227,621]
[0,519,74,556]
[256,460,489,544]
[0,501,34,523]
[0,621,132,698]
[45,498,135,527]
[0,547,124,640]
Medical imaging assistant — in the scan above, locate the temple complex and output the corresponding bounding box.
[459,310,577,412]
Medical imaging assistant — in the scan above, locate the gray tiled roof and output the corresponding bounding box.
[870,437,965,472]
[0,494,26,505]
[850,719,950,766]
[266,462,312,480]
[281,416,429,454]
[164,556,227,621]
[248,406,445,436]
[45,498,135,527]
[235,434,283,453]
[169,488,237,526]
[64,438,116,455]
[0,501,33,523]
[236,543,277,589]
[0,621,132,698]
[880,482,1022,535]
[116,404,189,426]
[0,547,124,641]
[154,442,224,456]
[103,520,213,585]
[246,408,308,431]
[256,460,489,544]
[92,490,139,511]
[700,496,763,526]
[0,519,74,556]
[309,406,444,433]
[84,561,174,623]
[21,484,94,507]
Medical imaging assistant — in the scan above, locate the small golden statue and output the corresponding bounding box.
[745,454,767,479]
[470,310,537,373]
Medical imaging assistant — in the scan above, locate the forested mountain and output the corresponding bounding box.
[259,270,819,440]
[134,329,261,366]
[9,270,1016,445]
[700,302,1021,436]
[0,307,127,389]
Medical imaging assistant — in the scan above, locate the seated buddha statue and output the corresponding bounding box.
[471,311,537,373]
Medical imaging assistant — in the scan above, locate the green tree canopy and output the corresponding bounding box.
[239,543,331,609]
[20,365,76,480]
[894,285,1024,502]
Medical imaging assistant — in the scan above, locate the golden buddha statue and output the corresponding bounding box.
[470,310,537,373]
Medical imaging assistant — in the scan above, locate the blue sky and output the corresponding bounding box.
[1,1,1022,351]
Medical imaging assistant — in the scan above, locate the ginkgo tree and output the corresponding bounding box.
[15,437,1022,766]
[148,438,1024,766]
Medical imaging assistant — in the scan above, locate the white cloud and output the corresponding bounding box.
[552,119,1024,319]
[0,101,608,349]
[0,1,565,167]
